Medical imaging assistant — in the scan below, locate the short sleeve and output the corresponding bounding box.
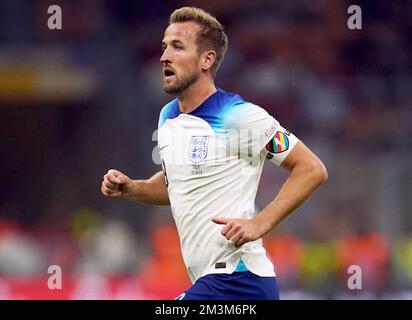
[224,103,278,156]
[224,103,299,164]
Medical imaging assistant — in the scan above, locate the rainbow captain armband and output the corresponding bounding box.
[265,125,299,166]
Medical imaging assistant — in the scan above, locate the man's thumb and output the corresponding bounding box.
[212,217,228,225]
[116,176,125,184]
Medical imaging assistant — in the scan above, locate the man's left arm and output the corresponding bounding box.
[212,141,328,247]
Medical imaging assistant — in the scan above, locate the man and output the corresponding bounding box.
[101,7,327,300]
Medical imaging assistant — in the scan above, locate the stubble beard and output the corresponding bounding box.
[164,71,199,96]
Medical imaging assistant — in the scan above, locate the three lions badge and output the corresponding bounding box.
[189,136,209,163]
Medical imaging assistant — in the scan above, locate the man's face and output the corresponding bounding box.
[160,22,202,95]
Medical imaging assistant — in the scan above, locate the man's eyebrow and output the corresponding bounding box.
[162,39,184,46]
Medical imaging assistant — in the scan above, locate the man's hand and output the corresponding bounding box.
[101,169,134,199]
[212,217,265,247]
[100,170,170,205]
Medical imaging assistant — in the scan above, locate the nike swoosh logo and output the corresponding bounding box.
[159,144,170,151]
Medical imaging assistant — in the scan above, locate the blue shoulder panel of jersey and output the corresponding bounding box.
[158,88,245,131]
[189,88,245,131]
[158,98,180,128]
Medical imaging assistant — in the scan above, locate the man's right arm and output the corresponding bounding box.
[101,169,170,205]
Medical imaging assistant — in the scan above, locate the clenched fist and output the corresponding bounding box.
[101,169,134,199]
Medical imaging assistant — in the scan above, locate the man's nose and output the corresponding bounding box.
[160,49,171,63]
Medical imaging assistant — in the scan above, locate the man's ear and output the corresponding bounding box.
[200,50,216,72]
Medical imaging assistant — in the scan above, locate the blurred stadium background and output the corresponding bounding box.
[0,0,411,299]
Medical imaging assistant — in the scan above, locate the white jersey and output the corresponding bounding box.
[157,88,299,283]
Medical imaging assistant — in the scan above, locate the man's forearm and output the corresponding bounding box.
[125,171,170,205]
[211,142,327,248]
[254,161,327,236]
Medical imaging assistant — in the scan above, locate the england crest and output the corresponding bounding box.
[189,136,208,163]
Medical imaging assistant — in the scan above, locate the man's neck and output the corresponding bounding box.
[178,80,217,114]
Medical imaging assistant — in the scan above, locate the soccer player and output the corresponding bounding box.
[101,7,328,300]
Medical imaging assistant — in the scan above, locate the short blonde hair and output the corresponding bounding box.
[169,7,228,77]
